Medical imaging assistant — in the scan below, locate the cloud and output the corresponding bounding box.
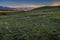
[7,5,42,8]
[49,1,60,6]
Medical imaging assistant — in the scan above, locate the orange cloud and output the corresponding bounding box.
[50,2,60,6]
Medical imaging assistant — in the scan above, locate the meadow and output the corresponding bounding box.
[0,7,60,40]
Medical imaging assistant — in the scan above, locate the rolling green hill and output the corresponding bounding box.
[0,6,60,40]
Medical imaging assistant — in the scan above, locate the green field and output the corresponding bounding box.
[0,7,60,40]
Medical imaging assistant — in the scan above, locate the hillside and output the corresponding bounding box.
[32,6,60,12]
[0,6,60,40]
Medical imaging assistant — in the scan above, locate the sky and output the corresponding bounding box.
[0,0,60,8]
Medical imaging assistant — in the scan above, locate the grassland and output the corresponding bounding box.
[0,7,60,40]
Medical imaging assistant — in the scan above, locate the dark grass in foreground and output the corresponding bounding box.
[0,9,60,40]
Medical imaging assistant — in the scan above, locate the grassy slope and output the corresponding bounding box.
[0,7,60,40]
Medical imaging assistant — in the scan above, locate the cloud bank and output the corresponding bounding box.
[7,5,42,8]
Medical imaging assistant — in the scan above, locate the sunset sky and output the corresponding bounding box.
[0,0,60,8]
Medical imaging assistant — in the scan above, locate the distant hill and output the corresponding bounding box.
[33,6,60,10]
[0,6,16,11]
[0,6,60,12]
[32,6,60,11]
[0,6,33,11]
